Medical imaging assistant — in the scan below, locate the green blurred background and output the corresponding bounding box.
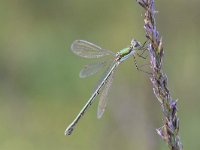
[0,0,199,150]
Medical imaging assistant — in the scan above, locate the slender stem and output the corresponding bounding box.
[136,0,183,149]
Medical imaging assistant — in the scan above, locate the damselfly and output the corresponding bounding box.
[65,39,146,135]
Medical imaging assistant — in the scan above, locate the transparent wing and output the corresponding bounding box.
[92,60,114,92]
[97,69,115,119]
[71,40,115,58]
[79,61,107,78]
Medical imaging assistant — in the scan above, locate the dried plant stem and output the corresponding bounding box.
[136,0,183,150]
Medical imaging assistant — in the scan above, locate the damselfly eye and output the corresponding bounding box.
[131,39,141,48]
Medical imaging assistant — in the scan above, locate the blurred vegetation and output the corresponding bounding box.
[0,0,200,150]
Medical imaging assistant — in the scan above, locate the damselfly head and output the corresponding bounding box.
[131,39,141,48]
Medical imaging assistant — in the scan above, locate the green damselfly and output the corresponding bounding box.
[65,39,145,135]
